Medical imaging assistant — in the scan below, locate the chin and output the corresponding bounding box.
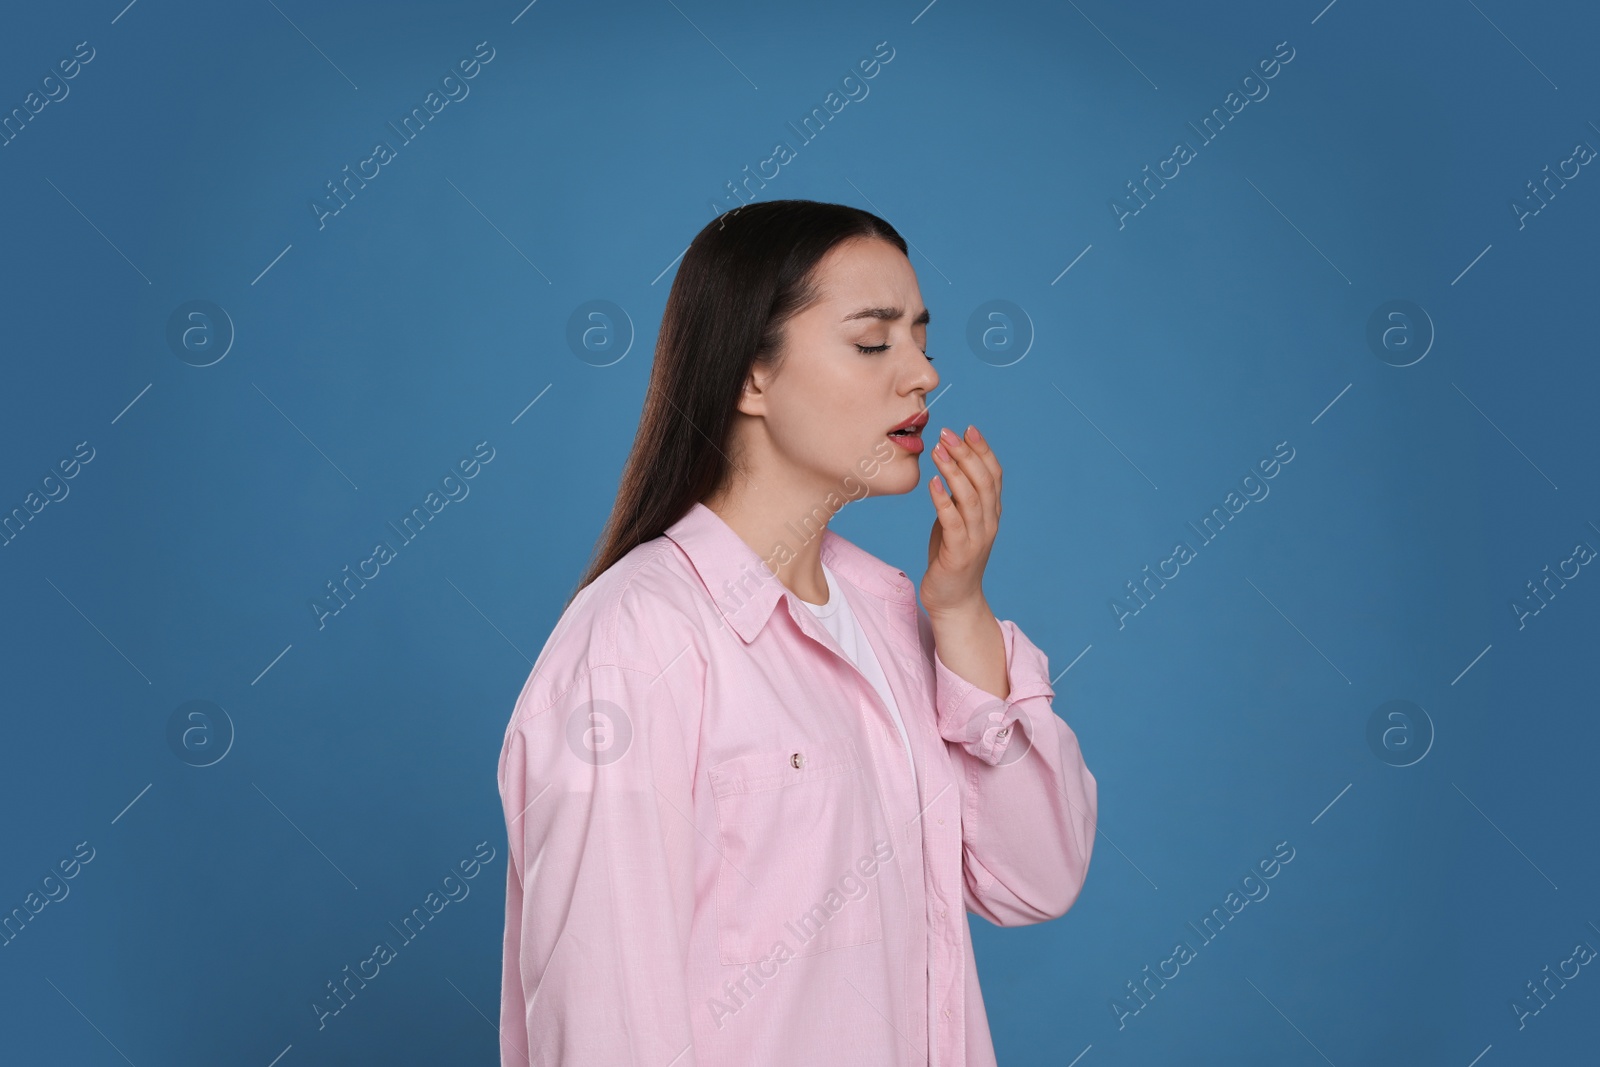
[838,436,920,499]
[857,456,922,498]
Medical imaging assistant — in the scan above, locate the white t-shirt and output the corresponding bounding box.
[798,562,917,789]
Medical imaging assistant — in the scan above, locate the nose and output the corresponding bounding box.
[906,348,938,396]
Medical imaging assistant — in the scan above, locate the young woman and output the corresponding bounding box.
[497,200,1097,1066]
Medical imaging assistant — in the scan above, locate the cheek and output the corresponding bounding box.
[833,396,885,446]
[793,402,881,471]
[773,356,896,466]
[771,401,850,458]
[815,409,873,461]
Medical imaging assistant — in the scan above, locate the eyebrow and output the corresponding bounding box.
[841,306,931,326]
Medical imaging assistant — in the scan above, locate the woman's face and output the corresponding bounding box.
[738,236,940,506]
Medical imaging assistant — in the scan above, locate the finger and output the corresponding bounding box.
[929,475,964,537]
[957,425,1002,522]
[963,425,1003,504]
[956,427,1000,524]
[932,436,980,532]
[941,429,995,528]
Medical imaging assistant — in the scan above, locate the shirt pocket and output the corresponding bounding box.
[708,735,886,966]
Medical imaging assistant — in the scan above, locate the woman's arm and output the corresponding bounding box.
[917,424,1098,925]
[499,660,701,1066]
[922,605,1099,926]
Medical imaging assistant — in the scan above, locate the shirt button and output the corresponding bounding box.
[790,752,804,769]
[996,727,1009,740]
[940,907,948,918]
[943,1008,951,1019]
[937,817,944,825]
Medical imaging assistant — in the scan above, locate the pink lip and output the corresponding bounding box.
[888,432,924,453]
[886,426,925,453]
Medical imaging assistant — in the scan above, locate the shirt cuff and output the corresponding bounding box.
[932,618,1056,766]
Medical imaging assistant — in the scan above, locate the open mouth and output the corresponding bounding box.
[886,413,927,453]
[888,410,929,436]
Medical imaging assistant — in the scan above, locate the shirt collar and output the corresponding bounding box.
[663,500,916,644]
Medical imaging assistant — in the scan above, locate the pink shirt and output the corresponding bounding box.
[498,501,1098,1066]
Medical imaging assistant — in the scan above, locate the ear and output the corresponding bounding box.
[733,364,770,418]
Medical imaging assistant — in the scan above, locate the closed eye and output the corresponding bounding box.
[855,342,934,362]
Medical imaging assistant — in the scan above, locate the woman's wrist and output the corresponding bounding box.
[928,600,1009,701]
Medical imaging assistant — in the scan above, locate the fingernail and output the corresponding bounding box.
[967,424,982,442]
[940,427,957,444]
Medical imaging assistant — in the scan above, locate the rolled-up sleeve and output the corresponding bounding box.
[930,617,1098,927]
[498,661,700,1066]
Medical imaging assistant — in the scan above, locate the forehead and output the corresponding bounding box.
[810,238,926,319]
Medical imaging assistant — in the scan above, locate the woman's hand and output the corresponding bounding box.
[922,424,1003,619]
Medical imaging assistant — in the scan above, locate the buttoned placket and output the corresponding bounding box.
[890,587,975,1067]
[873,573,961,1067]
[781,584,941,1067]
[799,559,974,1067]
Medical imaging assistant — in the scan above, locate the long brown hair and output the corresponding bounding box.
[564,199,908,612]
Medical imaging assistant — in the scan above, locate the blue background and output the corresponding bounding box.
[3,0,1596,1063]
